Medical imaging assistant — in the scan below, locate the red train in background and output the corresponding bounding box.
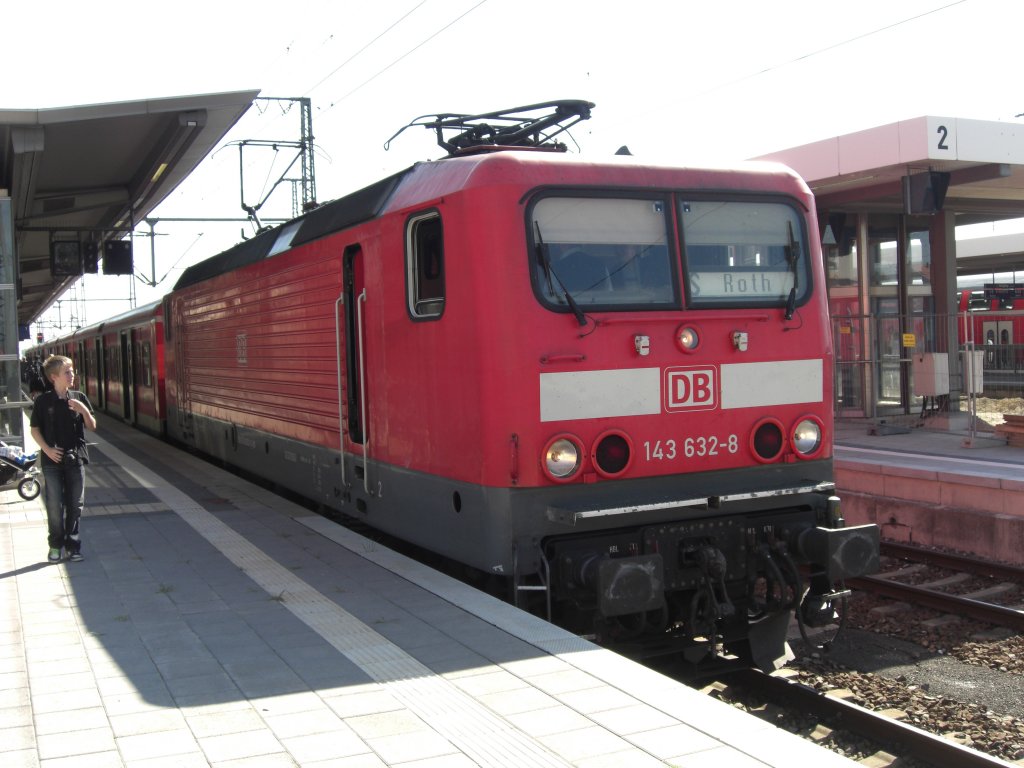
[33,102,879,673]
[34,301,165,436]
[958,287,1024,389]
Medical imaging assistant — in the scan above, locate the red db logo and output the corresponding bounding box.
[665,367,717,412]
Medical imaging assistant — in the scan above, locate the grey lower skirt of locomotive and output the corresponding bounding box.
[540,484,879,675]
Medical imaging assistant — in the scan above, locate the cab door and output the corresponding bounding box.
[339,244,367,485]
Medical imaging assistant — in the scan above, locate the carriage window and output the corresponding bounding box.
[406,211,445,319]
[530,196,676,311]
[141,342,152,387]
[681,200,810,308]
[163,296,173,341]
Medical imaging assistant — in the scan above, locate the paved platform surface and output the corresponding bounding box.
[835,418,1024,476]
[834,420,1024,497]
[1,418,857,768]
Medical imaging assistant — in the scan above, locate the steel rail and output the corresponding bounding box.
[731,669,1018,768]
[881,541,1024,583]
[848,575,1024,632]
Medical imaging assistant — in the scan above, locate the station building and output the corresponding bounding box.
[760,116,1024,423]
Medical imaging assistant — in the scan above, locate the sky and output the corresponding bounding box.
[6,0,1022,340]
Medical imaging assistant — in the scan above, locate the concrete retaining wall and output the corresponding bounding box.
[835,458,1024,564]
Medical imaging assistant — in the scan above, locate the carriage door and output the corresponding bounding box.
[102,339,112,407]
[119,331,133,421]
[339,244,367,486]
[130,328,144,426]
[75,341,87,398]
[93,338,105,410]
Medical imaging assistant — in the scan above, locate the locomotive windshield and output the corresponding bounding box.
[531,196,677,309]
[529,194,810,313]
[681,200,809,309]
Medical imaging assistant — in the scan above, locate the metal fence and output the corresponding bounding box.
[831,309,1024,440]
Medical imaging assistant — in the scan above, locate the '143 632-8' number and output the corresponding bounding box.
[644,435,739,460]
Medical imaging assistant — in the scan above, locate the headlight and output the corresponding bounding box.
[543,436,582,480]
[675,324,700,353]
[792,417,824,458]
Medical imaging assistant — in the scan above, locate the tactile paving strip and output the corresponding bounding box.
[94,435,573,767]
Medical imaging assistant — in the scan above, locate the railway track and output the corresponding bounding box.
[698,541,1024,766]
[848,542,1024,631]
[719,668,1019,768]
[877,541,1024,582]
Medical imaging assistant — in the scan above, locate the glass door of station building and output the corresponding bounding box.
[828,212,936,418]
[873,297,903,410]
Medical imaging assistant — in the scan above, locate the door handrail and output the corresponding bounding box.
[334,293,346,488]
[357,289,370,495]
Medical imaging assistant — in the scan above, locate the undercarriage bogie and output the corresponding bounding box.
[543,503,880,669]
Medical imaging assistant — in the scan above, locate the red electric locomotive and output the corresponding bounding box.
[159,102,878,671]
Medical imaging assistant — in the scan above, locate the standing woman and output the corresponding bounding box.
[30,355,97,562]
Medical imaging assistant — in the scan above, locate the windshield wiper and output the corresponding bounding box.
[534,223,587,327]
[784,221,800,321]
[561,282,588,327]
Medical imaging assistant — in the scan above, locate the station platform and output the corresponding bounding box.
[834,418,1024,563]
[1,418,857,768]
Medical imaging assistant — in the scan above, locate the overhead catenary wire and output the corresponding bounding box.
[679,0,970,105]
[302,0,430,96]
[170,1,469,218]
[318,0,490,111]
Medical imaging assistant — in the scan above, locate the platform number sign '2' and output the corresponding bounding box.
[936,125,949,151]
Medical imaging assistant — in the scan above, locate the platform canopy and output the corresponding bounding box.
[758,116,1024,274]
[0,90,260,328]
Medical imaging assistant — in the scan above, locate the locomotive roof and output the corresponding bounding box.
[172,167,410,291]
[172,151,808,292]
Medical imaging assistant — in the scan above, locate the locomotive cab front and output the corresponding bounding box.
[497,166,880,671]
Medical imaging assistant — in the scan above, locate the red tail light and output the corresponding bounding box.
[751,418,784,462]
[593,431,632,477]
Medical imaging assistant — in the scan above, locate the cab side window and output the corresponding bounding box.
[407,211,445,320]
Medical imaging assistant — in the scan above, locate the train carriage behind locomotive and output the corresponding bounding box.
[958,288,1024,395]
[156,103,878,671]
[32,302,164,437]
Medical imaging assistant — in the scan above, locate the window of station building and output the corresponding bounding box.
[867,216,899,290]
[872,297,902,405]
[406,211,445,319]
[907,296,936,350]
[907,226,932,290]
[825,215,858,288]
[529,195,676,311]
[831,298,866,412]
[868,216,934,294]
